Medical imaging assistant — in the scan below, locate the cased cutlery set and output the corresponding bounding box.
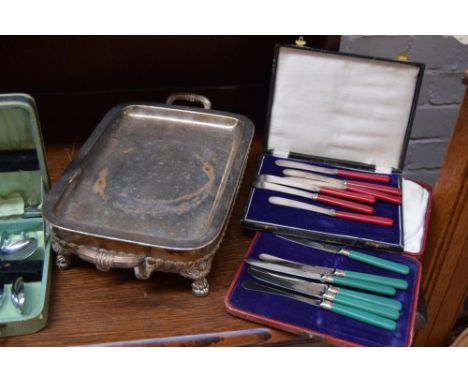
[258,159,401,227]
[242,236,409,331]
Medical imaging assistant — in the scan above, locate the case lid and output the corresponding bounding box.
[0,94,49,218]
[265,45,424,172]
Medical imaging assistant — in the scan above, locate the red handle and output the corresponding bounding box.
[316,195,374,215]
[346,180,401,195]
[334,211,394,227]
[336,169,391,183]
[319,187,376,204]
[346,184,402,204]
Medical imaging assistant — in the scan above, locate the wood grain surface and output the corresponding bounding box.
[414,70,468,346]
[0,136,324,347]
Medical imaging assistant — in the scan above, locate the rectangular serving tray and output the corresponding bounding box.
[43,99,254,296]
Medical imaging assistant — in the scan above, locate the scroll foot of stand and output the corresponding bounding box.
[52,241,73,270]
[191,277,209,297]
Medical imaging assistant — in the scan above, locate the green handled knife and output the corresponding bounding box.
[247,267,401,320]
[276,235,410,275]
[246,258,397,296]
[258,253,408,290]
[242,280,397,331]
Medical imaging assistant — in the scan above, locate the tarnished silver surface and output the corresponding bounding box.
[43,98,254,296]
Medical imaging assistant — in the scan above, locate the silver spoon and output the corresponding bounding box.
[0,232,38,261]
[11,277,25,314]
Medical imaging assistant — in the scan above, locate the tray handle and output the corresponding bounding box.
[166,93,212,109]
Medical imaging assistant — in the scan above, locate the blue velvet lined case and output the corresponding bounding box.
[239,44,428,253]
[242,154,404,251]
[225,232,421,347]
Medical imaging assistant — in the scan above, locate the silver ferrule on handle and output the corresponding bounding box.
[333,269,346,277]
[319,300,333,310]
[339,249,351,257]
[322,290,338,301]
[322,274,335,283]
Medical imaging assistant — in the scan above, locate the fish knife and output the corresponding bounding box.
[247,267,400,320]
[254,179,374,214]
[276,235,410,275]
[258,174,376,204]
[257,253,408,290]
[275,159,392,184]
[268,196,394,227]
[242,280,397,331]
[282,169,401,204]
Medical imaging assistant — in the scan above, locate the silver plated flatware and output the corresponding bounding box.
[268,196,394,226]
[247,266,401,319]
[275,235,410,275]
[11,277,25,314]
[254,179,373,214]
[257,253,408,290]
[242,280,396,331]
[0,232,38,261]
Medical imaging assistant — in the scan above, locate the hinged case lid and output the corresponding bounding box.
[0,93,50,216]
[264,45,424,172]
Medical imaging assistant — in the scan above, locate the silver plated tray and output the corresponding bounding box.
[43,94,254,296]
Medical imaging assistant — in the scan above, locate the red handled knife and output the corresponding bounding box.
[276,159,391,183]
[268,196,394,227]
[254,179,374,214]
[283,169,402,204]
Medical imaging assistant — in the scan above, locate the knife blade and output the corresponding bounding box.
[275,159,392,185]
[247,266,400,320]
[268,196,394,227]
[258,253,408,290]
[275,235,410,275]
[245,259,397,296]
[242,280,397,331]
[254,180,374,214]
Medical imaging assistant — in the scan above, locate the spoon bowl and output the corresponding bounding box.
[11,277,25,314]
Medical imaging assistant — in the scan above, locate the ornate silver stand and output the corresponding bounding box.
[52,236,215,297]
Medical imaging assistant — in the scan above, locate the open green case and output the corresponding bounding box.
[0,94,51,337]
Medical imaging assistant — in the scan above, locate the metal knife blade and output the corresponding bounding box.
[242,280,321,307]
[283,169,343,185]
[257,174,322,192]
[254,180,317,200]
[269,196,334,216]
[247,266,328,299]
[258,253,333,275]
[276,159,337,175]
[275,235,342,255]
[245,259,325,281]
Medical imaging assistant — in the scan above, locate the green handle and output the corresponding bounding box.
[338,287,402,311]
[348,250,410,275]
[345,270,408,290]
[333,293,400,320]
[329,302,397,331]
[332,276,396,296]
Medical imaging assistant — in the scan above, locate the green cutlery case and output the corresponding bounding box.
[0,94,52,337]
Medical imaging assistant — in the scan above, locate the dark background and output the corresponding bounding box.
[0,36,340,143]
